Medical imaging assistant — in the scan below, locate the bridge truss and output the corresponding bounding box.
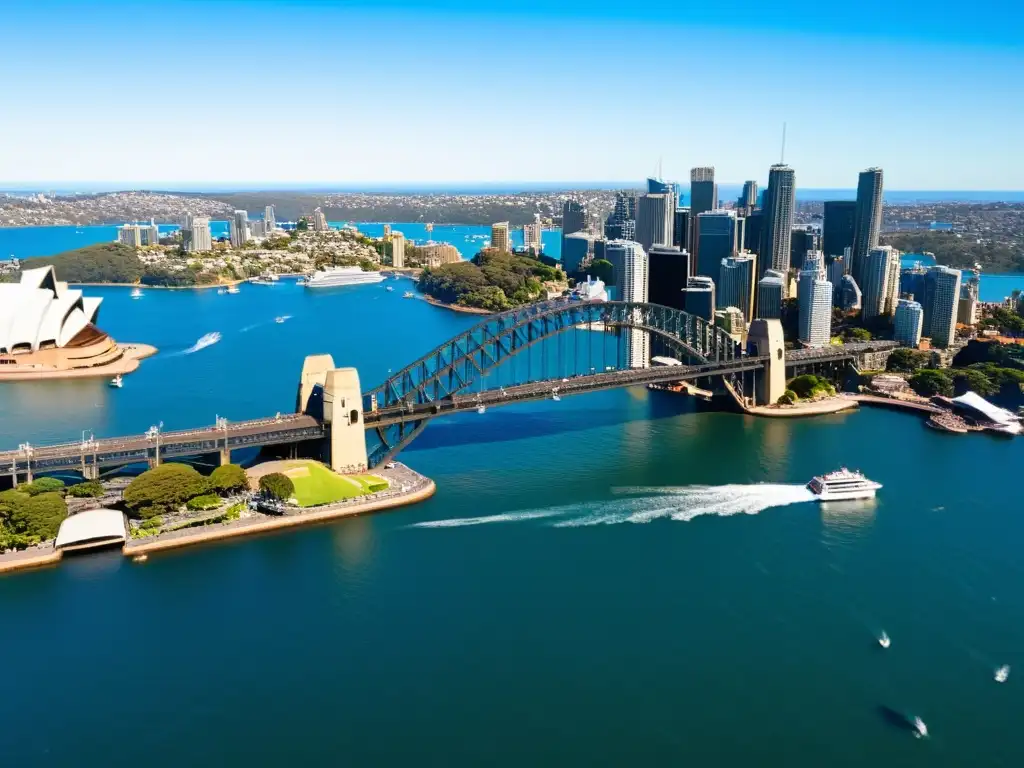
[361,299,745,467]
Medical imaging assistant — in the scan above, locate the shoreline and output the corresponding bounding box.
[70,280,246,291]
[422,295,494,315]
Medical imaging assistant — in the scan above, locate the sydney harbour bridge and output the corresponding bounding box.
[1,298,895,482]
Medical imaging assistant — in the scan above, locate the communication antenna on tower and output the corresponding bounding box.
[780,122,787,164]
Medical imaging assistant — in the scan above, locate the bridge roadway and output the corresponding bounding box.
[363,357,769,428]
[0,414,324,476]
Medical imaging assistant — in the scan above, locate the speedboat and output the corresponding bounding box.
[477,405,486,415]
[878,631,890,649]
[226,285,240,294]
[109,374,123,388]
[403,291,415,299]
[995,665,1010,683]
[807,468,882,501]
[386,286,394,292]
[217,288,226,295]
[912,717,928,739]
[131,288,143,299]
[275,316,286,324]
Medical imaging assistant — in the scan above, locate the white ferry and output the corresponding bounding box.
[807,468,882,501]
[304,266,387,288]
[251,272,279,285]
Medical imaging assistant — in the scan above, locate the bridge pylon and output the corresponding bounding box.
[747,319,785,406]
[297,355,369,473]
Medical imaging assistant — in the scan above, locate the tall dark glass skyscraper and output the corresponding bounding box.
[647,246,690,311]
[851,167,884,285]
[822,200,856,258]
[561,199,586,256]
[673,208,690,251]
[696,210,739,279]
[737,180,758,213]
[760,164,796,275]
[689,167,717,217]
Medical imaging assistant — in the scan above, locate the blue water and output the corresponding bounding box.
[1,282,1024,766]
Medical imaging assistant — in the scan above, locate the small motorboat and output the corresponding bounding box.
[217,288,226,295]
[109,374,123,388]
[133,554,148,563]
[131,288,143,299]
[386,286,394,292]
[275,316,286,324]
[403,291,415,299]
[995,664,1010,683]
[878,631,890,649]
[477,405,486,415]
[912,717,928,739]
[226,285,240,294]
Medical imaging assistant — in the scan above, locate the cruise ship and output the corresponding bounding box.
[807,468,882,501]
[303,266,387,288]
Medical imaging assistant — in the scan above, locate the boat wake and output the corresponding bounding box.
[183,331,222,354]
[411,483,815,530]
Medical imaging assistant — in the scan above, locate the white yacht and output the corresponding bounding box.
[995,665,1010,683]
[807,468,881,501]
[251,272,279,285]
[304,266,386,288]
[226,285,240,294]
[109,374,123,388]
[403,291,416,299]
[878,631,890,649]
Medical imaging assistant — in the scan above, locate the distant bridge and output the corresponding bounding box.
[2,299,897,481]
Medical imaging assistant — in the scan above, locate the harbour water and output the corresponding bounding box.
[1,282,1024,766]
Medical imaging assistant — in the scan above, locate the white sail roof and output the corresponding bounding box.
[951,391,1018,425]
[0,265,102,353]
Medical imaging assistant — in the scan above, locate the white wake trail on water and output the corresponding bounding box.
[411,484,815,529]
[184,331,221,354]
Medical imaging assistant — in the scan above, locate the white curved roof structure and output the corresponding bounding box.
[0,266,102,354]
[55,508,127,549]
[952,391,1022,429]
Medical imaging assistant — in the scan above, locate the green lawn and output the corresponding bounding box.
[284,461,389,507]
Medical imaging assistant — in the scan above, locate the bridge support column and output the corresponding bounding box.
[81,463,99,481]
[748,319,786,406]
[297,354,368,473]
[219,448,231,466]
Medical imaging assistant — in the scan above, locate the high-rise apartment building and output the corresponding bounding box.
[311,207,328,232]
[922,265,962,348]
[683,276,715,321]
[757,269,786,319]
[851,167,884,284]
[391,232,405,269]
[761,164,796,275]
[523,213,543,253]
[861,246,899,320]
[229,210,249,248]
[822,200,856,258]
[696,210,740,278]
[635,193,673,252]
[605,240,649,368]
[561,200,586,254]
[718,252,757,322]
[894,299,924,347]
[117,224,142,248]
[264,205,276,232]
[420,242,461,268]
[183,216,212,252]
[689,167,717,216]
[798,253,832,347]
[647,246,690,311]
[491,222,510,252]
[958,272,980,325]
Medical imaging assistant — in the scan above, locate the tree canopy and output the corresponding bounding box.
[6,492,68,541]
[787,374,836,399]
[209,464,249,494]
[417,249,560,311]
[909,369,953,397]
[886,348,930,373]
[259,473,294,501]
[22,243,143,283]
[123,463,211,517]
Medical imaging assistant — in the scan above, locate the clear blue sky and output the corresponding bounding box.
[2,0,1022,189]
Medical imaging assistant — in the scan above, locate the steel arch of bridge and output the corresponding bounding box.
[362,299,742,466]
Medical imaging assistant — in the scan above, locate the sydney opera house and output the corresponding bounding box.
[0,265,148,378]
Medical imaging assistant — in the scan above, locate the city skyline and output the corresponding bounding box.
[2,0,1023,189]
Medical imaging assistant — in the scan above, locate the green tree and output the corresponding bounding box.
[67,481,104,498]
[209,464,248,494]
[909,369,954,397]
[18,477,66,496]
[0,489,29,522]
[186,494,223,511]
[7,492,68,540]
[296,217,309,231]
[259,473,295,501]
[777,389,798,405]
[123,463,211,516]
[886,348,928,373]
[952,368,998,396]
[788,374,834,399]
[587,259,615,286]
[844,327,873,342]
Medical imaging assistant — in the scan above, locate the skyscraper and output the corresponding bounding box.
[491,222,510,252]
[822,201,856,258]
[838,275,862,312]
[851,167,884,284]
[958,272,980,325]
[635,193,673,251]
[264,205,276,232]
[861,246,899,320]
[790,226,819,270]
[673,208,690,251]
[922,265,962,348]
[117,224,141,248]
[894,299,924,347]
[743,211,764,257]
[561,200,586,254]
[757,270,786,319]
[738,180,758,212]
[825,253,847,304]
[718,252,757,322]
[647,246,690,311]
[311,207,328,232]
[696,210,739,278]
[605,240,649,368]
[689,167,717,269]
[761,164,796,275]
[231,209,250,247]
[184,216,212,252]
[391,232,405,269]
[683,276,715,321]
[562,232,593,275]
[522,213,543,253]
[798,253,832,347]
